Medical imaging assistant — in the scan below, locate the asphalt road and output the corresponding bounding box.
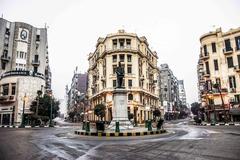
[0,119,240,160]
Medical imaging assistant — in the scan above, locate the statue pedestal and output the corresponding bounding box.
[108,89,133,130]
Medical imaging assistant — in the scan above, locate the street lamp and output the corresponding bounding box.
[213,83,228,123]
[207,92,216,123]
[36,88,43,116]
[49,93,54,127]
[20,93,27,128]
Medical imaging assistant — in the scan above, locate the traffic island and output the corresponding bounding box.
[74,129,167,137]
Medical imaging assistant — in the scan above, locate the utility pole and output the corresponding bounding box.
[50,95,53,127]
[20,93,27,128]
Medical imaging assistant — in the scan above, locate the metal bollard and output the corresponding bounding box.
[148,120,152,131]
[86,121,90,132]
[115,121,120,132]
[82,121,86,130]
[145,120,148,128]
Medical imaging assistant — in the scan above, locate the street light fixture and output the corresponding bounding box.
[20,93,27,128]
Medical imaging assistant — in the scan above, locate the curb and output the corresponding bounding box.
[0,125,19,128]
[195,123,240,126]
[0,125,56,128]
[74,129,167,137]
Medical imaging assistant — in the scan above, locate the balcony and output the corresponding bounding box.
[5,29,10,36]
[203,71,210,78]
[212,88,228,95]
[0,95,8,100]
[229,88,236,93]
[223,48,233,55]
[108,46,138,53]
[234,65,240,72]
[1,55,10,62]
[200,52,209,60]
[235,47,240,52]
[32,60,40,66]
[199,78,205,83]
[101,76,105,81]
[0,95,16,103]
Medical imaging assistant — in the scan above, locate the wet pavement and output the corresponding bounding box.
[0,119,240,160]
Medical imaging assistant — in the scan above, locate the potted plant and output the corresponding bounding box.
[94,103,106,132]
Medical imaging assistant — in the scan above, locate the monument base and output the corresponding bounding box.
[107,88,133,130]
[108,119,133,130]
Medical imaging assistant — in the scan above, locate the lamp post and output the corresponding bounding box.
[208,93,216,123]
[213,83,228,123]
[36,89,43,116]
[20,93,27,128]
[49,93,54,127]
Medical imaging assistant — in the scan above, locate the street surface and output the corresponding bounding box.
[0,119,240,160]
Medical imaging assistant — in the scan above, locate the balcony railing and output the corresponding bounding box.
[203,71,210,77]
[1,55,10,62]
[32,60,40,66]
[0,70,45,80]
[223,48,233,55]
[0,95,16,103]
[234,65,240,72]
[200,52,209,60]
[212,88,228,95]
[109,46,136,53]
[229,88,236,93]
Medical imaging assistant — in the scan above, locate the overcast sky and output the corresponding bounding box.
[1,0,240,114]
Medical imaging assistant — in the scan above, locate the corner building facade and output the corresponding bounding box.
[198,27,240,122]
[0,18,51,125]
[87,30,160,123]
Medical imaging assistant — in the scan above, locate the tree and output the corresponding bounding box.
[30,94,60,124]
[191,102,200,115]
[128,113,134,120]
[153,109,161,121]
[68,111,75,122]
[178,105,189,119]
[94,104,106,121]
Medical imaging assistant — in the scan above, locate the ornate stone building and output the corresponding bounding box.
[87,30,160,123]
[197,27,240,122]
[0,18,51,125]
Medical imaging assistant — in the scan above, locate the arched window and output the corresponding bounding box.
[128,94,133,100]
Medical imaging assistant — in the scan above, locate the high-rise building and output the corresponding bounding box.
[178,80,187,106]
[66,67,88,119]
[197,27,240,122]
[87,30,160,123]
[159,64,180,119]
[0,18,51,125]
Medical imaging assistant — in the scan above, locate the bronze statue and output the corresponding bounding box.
[116,61,124,88]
